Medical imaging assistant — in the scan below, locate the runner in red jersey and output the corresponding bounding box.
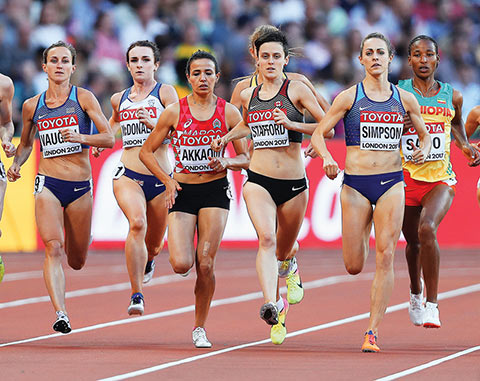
[140,50,249,348]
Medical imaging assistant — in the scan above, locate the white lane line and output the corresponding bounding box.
[0,273,189,309]
[98,283,480,381]
[375,346,480,381]
[0,273,374,347]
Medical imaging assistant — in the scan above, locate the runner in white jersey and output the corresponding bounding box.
[94,40,178,315]
[8,41,114,333]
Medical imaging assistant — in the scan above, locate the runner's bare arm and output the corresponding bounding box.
[0,75,15,157]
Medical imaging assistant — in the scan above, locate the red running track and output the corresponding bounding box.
[0,248,479,380]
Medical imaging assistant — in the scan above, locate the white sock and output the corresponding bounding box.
[276,297,284,312]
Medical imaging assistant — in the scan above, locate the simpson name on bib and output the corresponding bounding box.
[37,115,82,158]
[360,111,403,150]
[248,108,289,149]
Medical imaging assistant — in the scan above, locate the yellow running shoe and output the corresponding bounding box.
[271,298,289,345]
[286,266,304,304]
[361,330,380,353]
[0,256,4,283]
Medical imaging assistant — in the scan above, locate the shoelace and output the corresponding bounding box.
[410,295,423,309]
[366,331,377,345]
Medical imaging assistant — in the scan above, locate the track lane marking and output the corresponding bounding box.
[375,345,480,380]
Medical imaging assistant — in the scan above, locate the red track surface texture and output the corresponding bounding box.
[1,249,479,380]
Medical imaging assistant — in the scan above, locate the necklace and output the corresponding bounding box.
[412,80,438,98]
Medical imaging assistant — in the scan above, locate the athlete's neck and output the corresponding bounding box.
[46,82,72,103]
[362,75,390,96]
[412,76,438,97]
[190,93,216,108]
[130,79,156,100]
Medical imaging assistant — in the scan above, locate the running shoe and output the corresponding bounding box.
[278,256,298,278]
[286,262,304,304]
[423,302,441,328]
[127,292,144,315]
[409,278,425,326]
[260,302,278,325]
[270,298,289,345]
[143,260,155,284]
[192,327,212,348]
[53,311,72,334]
[361,330,380,353]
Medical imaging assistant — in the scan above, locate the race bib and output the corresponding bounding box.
[248,109,289,149]
[360,111,403,151]
[402,122,445,162]
[37,115,82,158]
[176,129,224,173]
[119,107,157,148]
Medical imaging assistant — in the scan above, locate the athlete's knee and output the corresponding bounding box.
[418,219,437,242]
[376,248,395,271]
[257,232,276,250]
[129,216,147,235]
[67,254,87,270]
[45,239,64,259]
[169,255,193,274]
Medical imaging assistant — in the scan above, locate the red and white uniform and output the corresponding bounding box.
[171,96,229,174]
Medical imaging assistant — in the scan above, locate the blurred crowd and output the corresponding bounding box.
[1,0,480,137]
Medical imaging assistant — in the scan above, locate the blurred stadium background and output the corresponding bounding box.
[0,0,479,251]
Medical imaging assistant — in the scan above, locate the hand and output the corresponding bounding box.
[2,141,16,158]
[272,107,292,129]
[60,128,83,143]
[304,143,319,158]
[322,155,340,180]
[211,137,226,152]
[137,107,155,129]
[7,162,21,182]
[410,141,426,165]
[461,143,480,167]
[164,178,182,209]
[91,147,105,158]
[208,156,228,172]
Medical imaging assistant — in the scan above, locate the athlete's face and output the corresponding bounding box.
[186,58,219,95]
[408,39,439,79]
[43,47,75,82]
[257,42,289,79]
[127,46,159,82]
[359,38,392,75]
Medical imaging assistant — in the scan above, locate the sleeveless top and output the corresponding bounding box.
[34,86,92,158]
[249,72,288,87]
[171,96,229,174]
[344,82,405,151]
[247,78,303,149]
[119,82,168,148]
[398,79,455,181]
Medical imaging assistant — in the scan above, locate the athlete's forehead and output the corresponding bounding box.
[410,39,436,53]
[189,58,216,72]
[362,38,388,52]
[128,46,155,59]
[46,46,73,60]
[258,41,285,55]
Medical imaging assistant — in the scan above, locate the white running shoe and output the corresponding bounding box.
[127,293,145,315]
[53,311,72,334]
[192,327,212,348]
[143,260,155,284]
[423,302,441,328]
[408,278,425,326]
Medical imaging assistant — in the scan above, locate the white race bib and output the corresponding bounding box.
[402,122,445,162]
[360,111,403,151]
[248,109,289,149]
[119,107,157,148]
[37,115,82,158]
